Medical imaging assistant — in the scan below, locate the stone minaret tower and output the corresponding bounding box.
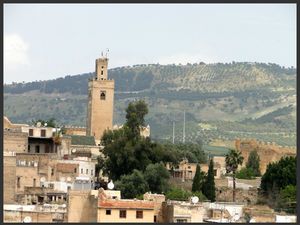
[86,56,114,142]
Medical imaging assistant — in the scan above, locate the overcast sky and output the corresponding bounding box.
[4,4,296,84]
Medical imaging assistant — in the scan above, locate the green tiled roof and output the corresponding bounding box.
[70,135,96,146]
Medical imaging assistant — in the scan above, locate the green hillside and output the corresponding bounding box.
[4,62,296,147]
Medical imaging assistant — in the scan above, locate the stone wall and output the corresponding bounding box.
[4,156,17,204]
[4,209,67,222]
[4,130,28,153]
[236,139,296,174]
[67,190,98,222]
[216,187,258,205]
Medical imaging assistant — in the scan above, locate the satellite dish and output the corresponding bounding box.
[67,177,71,182]
[107,180,114,190]
[60,177,66,182]
[44,123,47,127]
[71,149,76,153]
[191,196,199,204]
[61,204,66,208]
[40,177,46,182]
[23,216,32,223]
[36,122,41,127]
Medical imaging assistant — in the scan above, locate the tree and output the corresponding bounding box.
[236,167,255,179]
[192,164,205,193]
[246,150,261,176]
[115,170,149,199]
[277,185,296,213]
[261,156,296,193]
[125,100,148,140]
[100,101,181,181]
[225,149,244,202]
[166,187,193,201]
[144,163,170,194]
[203,158,216,201]
[166,187,207,201]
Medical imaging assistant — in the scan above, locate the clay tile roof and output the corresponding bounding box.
[56,163,78,172]
[99,199,155,209]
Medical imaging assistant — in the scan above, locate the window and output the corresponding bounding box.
[49,183,54,189]
[74,168,77,173]
[28,145,30,152]
[100,91,106,100]
[154,216,157,222]
[176,219,188,223]
[101,70,104,75]
[119,210,126,218]
[188,166,191,169]
[29,129,33,136]
[35,145,40,153]
[81,168,83,174]
[106,210,111,215]
[86,169,88,174]
[17,177,21,188]
[214,169,217,176]
[41,129,46,137]
[91,170,93,176]
[33,178,36,187]
[51,168,54,176]
[136,210,143,219]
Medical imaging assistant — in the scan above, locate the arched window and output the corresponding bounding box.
[100,91,106,100]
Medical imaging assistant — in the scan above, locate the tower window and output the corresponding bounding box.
[101,70,104,75]
[17,177,21,188]
[100,91,106,100]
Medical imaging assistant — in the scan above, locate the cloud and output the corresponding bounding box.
[4,33,30,67]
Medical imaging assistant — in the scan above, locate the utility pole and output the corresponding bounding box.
[183,110,186,143]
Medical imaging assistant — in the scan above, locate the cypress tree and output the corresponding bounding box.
[192,164,205,192]
[203,158,216,201]
[246,150,261,176]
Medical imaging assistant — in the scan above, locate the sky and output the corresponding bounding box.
[4,4,296,84]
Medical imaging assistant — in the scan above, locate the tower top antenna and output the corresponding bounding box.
[105,48,109,58]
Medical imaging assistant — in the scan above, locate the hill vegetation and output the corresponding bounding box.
[4,61,296,147]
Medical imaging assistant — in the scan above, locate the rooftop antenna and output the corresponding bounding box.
[101,51,104,57]
[105,48,109,58]
[183,110,186,143]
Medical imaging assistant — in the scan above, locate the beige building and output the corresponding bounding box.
[162,200,209,223]
[67,190,98,222]
[4,154,17,204]
[63,126,87,136]
[166,157,226,181]
[143,192,166,223]
[4,204,67,223]
[3,116,29,130]
[97,188,155,223]
[86,56,115,142]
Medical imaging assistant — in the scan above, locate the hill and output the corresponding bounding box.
[4,62,296,147]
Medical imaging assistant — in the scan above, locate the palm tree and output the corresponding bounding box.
[225,149,244,202]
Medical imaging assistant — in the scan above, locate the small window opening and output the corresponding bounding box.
[100,91,106,100]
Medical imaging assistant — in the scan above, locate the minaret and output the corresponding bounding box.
[86,55,115,142]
